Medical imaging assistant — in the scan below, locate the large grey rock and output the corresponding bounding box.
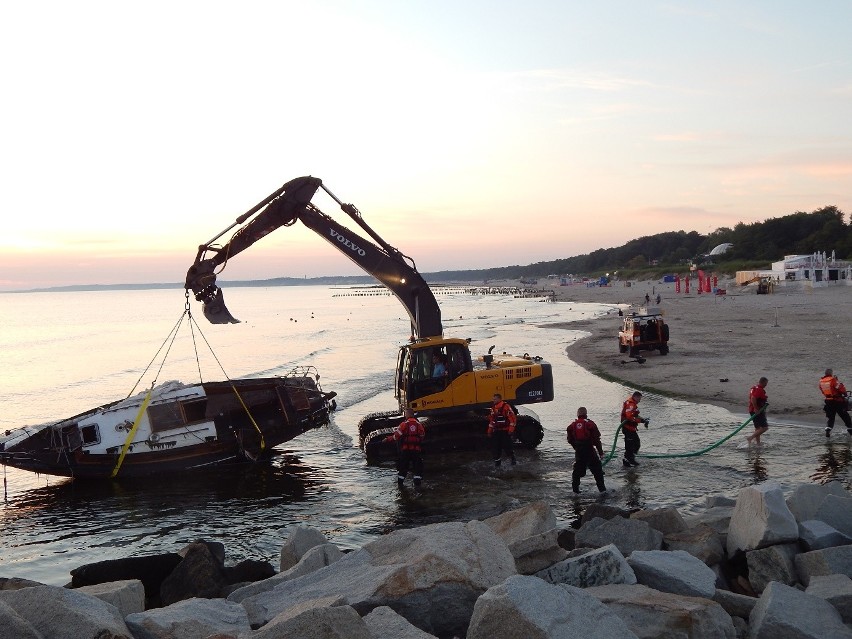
[253,603,371,639]
[0,578,43,591]
[69,552,182,601]
[727,482,798,555]
[798,519,852,551]
[627,549,717,598]
[749,581,852,639]
[466,575,638,639]
[0,584,131,639]
[683,506,734,546]
[805,573,852,623]
[280,524,329,572]
[664,523,725,566]
[794,545,852,585]
[705,495,736,508]
[576,517,663,554]
[587,583,736,638]
[160,542,227,606]
[483,501,557,545]
[712,588,758,619]
[746,543,799,593]
[535,544,636,588]
[786,481,848,523]
[0,599,41,639]
[228,543,343,602]
[630,506,688,535]
[77,579,145,617]
[363,606,438,639]
[580,503,632,526]
[509,528,569,575]
[812,495,852,537]
[125,597,251,639]
[240,520,516,637]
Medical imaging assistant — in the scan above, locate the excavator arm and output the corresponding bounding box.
[185,176,443,339]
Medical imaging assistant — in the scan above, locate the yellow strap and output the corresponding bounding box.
[110,389,154,478]
[229,382,266,452]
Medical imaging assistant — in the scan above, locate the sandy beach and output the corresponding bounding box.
[537,277,852,429]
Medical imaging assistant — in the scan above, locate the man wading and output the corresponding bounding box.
[621,391,649,467]
[567,407,607,494]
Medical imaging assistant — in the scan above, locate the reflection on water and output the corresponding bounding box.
[812,444,852,484]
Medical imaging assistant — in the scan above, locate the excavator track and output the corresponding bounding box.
[359,410,544,464]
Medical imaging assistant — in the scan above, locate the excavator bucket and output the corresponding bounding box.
[201,287,240,324]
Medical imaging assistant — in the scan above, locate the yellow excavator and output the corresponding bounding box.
[185,176,553,461]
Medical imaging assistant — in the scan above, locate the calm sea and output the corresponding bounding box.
[1,286,849,585]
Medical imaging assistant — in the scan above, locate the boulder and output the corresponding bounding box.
[627,549,717,598]
[555,526,576,551]
[580,503,632,526]
[160,541,227,606]
[240,520,516,637]
[509,528,569,575]
[749,581,852,639]
[535,544,636,588]
[683,506,734,547]
[482,501,557,545]
[794,545,852,585]
[178,539,225,565]
[228,543,344,603]
[0,584,131,639]
[630,506,688,535]
[798,519,852,551]
[363,605,438,639]
[0,599,42,639]
[466,575,638,639]
[252,603,371,639]
[280,524,329,572]
[705,495,736,508]
[805,573,852,623]
[586,583,736,638]
[711,588,757,619]
[785,481,848,523]
[223,558,275,585]
[812,494,852,537]
[76,579,145,617]
[69,552,182,602]
[576,517,663,554]
[726,483,798,555]
[125,597,251,639]
[0,578,43,591]
[664,523,725,566]
[745,543,799,593]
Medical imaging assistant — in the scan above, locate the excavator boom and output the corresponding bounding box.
[185,177,443,338]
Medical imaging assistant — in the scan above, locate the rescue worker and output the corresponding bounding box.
[567,407,606,493]
[384,408,426,488]
[621,391,649,467]
[819,368,852,437]
[746,376,769,445]
[487,393,517,467]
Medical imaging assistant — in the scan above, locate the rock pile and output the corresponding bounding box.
[0,480,850,638]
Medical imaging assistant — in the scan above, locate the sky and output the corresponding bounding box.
[1,1,851,291]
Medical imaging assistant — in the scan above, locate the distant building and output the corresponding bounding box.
[736,251,852,286]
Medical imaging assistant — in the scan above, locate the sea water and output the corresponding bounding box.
[0,286,849,584]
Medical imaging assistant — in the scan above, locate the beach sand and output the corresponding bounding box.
[535,277,852,428]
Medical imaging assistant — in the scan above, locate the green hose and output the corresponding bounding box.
[601,406,765,467]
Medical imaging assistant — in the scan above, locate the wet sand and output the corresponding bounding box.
[535,277,852,428]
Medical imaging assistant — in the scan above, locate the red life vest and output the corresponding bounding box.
[394,418,425,452]
[489,401,516,432]
[567,418,593,443]
[820,376,845,401]
[748,385,767,413]
[621,398,641,432]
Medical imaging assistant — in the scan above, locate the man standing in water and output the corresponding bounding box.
[384,408,426,488]
[567,407,607,493]
[487,393,517,467]
[621,391,649,467]
[746,377,769,445]
[819,368,852,437]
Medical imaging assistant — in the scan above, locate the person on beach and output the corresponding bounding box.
[621,391,649,467]
[567,407,607,493]
[384,408,426,488]
[487,393,517,467]
[431,352,447,378]
[746,377,769,445]
[819,368,852,437]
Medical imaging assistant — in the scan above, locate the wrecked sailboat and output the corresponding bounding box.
[0,367,337,480]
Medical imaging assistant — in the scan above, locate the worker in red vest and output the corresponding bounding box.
[621,391,649,467]
[384,408,426,487]
[819,368,852,437]
[487,393,517,467]
[746,377,769,445]
[567,407,607,493]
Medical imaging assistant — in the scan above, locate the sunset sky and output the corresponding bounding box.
[2,1,851,291]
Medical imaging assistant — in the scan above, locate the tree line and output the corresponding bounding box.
[426,205,850,281]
